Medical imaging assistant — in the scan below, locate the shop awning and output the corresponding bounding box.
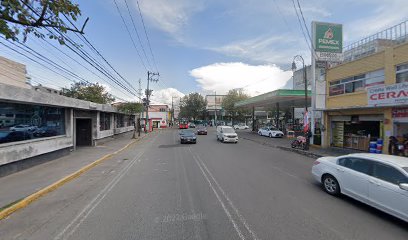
[235,89,311,109]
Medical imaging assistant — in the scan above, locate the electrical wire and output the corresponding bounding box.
[124,0,153,70]
[112,0,149,71]
[137,1,159,72]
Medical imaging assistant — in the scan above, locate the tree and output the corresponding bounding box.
[117,102,143,139]
[0,0,87,43]
[179,92,206,122]
[222,89,250,123]
[62,81,115,104]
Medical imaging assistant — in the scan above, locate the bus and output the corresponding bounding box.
[179,119,189,129]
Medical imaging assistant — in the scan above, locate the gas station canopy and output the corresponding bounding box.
[235,89,311,109]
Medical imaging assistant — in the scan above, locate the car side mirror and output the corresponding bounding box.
[399,183,408,191]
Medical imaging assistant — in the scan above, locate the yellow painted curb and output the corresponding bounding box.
[0,135,146,221]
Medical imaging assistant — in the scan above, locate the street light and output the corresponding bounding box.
[292,55,310,150]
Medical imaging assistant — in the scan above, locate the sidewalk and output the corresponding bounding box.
[238,130,365,159]
[0,131,146,209]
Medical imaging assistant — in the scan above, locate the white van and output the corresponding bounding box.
[216,126,238,143]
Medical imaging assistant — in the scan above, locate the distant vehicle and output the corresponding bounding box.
[197,126,207,135]
[10,124,36,132]
[180,130,197,144]
[189,123,196,128]
[258,127,284,138]
[33,126,59,137]
[0,131,31,143]
[179,119,189,129]
[312,153,408,223]
[216,126,238,143]
[233,124,249,130]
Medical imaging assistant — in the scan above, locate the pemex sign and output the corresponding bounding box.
[312,21,343,61]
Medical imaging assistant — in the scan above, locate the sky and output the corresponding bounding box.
[1,0,408,106]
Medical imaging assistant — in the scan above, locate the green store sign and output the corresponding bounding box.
[314,22,342,53]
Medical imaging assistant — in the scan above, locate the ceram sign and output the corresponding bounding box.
[368,83,408,106]
[313,22,343,53]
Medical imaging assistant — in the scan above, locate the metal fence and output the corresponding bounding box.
[342,20,408,64]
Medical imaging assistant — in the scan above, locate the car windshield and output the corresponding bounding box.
[404,167,408,174]
[222,128,235,133]
[183,131,195,136]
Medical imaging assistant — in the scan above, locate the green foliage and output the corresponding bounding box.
[179,92,206,121]
[0,0,82,43]
[62,81,115,104]
[117,102,143,114]
[222,89,250,122]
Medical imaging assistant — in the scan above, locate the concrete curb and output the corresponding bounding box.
[241,136,324,159]
[0,134,148,221]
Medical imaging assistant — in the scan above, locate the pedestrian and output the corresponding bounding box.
[388,136,399,155]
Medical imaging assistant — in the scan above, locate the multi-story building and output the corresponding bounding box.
[0,55,30,89]
[141,104,169,131]
[323,21,408,153]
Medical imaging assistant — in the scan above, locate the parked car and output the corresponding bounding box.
[33,126,59,137]
[0,131,31,143]
[180,130,197,144]
[216,126,238,143]
[189,123,196,128]
[197,126,207,135]
[258,127,284,138]
[233,124,249,130]
[10,124,34,132]
[312,153,408,222]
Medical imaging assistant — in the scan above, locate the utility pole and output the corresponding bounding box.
[137,79,142,137]
[171,96,177,125]
[214,91,217,126]
[144,71,159,133]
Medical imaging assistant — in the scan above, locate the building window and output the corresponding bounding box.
[329,69,385,96]
[396,63,408,83]
[99,112,111,131]
[0,102,65,144]
[115,114,124,128]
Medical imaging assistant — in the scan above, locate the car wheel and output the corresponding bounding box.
[258,131,261,136]
[322,175,340,196]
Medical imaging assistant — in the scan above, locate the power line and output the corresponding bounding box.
[112,0,149,71]
[137,1,159,72]
[0,41,79,84]
[9,2,140,100]
[291,0,312,53]
[296,0,313,47]
[124,0,153,70]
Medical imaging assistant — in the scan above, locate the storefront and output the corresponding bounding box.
[330,114,384,151]
[393,107,408,139]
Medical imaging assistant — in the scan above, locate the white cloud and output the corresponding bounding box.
[135,0,204,40]
[150,87,185,106]
[190,62,293,96]
[210,35,310,65]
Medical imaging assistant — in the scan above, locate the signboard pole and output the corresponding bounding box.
[311,50,316,145]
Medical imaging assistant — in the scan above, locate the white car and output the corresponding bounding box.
[10,125,35,131]
[216,126,238,143]
[257,127,284,138]
[312,153,408,222]
[233,124,249,130]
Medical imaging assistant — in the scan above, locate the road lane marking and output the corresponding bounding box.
[54,133,158,240]
[191,150,246,240]
[189,147,260,240]
[54,152,144,240]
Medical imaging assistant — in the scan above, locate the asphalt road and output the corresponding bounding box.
[0,128,407,240]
